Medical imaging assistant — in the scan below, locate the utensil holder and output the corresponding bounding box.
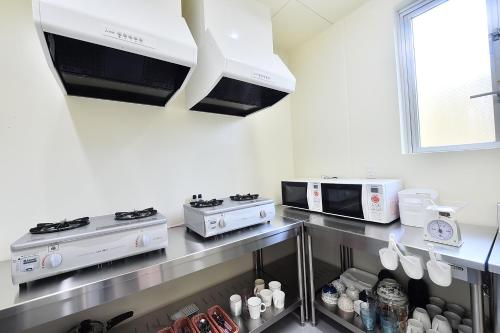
[191,313,222,333]
[207,305,239,333]
[173,316,197,333]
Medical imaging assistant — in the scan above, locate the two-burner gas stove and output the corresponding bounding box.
[10,208,168,284]
[183,194,275,237]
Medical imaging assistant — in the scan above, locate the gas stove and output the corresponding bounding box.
[184,194,275,237]
[10,208,168,284]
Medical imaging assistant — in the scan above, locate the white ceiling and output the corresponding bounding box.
[258,0,370,51]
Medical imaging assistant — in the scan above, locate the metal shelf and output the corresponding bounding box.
[0,208,302,332]
[315,296,366,333]
[120,268,301,333]
[305,212,497,280]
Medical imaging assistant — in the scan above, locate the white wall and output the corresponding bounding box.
[289,0,500,226]
[0,1,295,330]
[0,0,295,261]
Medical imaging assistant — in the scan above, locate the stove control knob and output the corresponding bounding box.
[260,210,267,218]
[218,218,226,228]
[136,234,151,247]
[44,253,62,269]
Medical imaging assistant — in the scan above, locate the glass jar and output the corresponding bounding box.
[376,279,409,332]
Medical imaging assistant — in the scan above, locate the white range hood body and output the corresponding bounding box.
[33,0,197,106]
[183,0,296,116]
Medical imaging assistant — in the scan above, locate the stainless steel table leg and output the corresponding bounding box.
[494,273,499,333]
[297,233,305,325]
[301,224,309,321]
[253,249,263,273]
[470,271,484,333]
[307,233,317,326]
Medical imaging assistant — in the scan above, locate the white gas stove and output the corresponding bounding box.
[10,208,168,284]
[183,194,275,237]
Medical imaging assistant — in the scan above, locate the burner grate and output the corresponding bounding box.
[115,207,157,221]
[230,193,259,201]
[190,199,224,208]
[29,217,90,234]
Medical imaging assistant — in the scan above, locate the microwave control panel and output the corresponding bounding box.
[367,185,384,221]
[307,182,322,212]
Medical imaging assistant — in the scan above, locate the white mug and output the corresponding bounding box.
[406,318,424,333]
[272,290,285,309]
[247,296,267,319]
[413,307,431,330]
[254,279,265,295]
[258,289,273,307]
[230,294,242,316]
[429,296,446,309]
[446,303,465,317]
[443,311,461,330]
[457,324,472,333]
[426,304,442,319]
[268,281,281,292]
[432,315,452,333]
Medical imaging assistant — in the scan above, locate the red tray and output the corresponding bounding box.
[156,327,174,333]
[207,305,240,333]
[191,313,222,333]
[173,316,197,333]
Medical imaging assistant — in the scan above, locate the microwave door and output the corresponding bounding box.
[321,183,365,219]
[281,182,309,209]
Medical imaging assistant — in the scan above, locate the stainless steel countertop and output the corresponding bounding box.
[0,208,302,332]
[302,209,497,274]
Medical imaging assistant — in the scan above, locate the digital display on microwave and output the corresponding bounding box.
[371,187,379,193]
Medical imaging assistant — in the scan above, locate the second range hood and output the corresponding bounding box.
[33,0,197,107]
[183,0,296,117]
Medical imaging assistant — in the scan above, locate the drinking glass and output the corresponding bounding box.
[360,302,376,331]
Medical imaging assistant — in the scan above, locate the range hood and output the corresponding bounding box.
[183,0,296,117]
[33,0,197,107]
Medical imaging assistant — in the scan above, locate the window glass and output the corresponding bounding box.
[398,0,500,152]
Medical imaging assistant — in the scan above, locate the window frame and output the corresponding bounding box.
[397,0,500,153]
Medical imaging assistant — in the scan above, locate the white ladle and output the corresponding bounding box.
[390,236,424,280]
[427,245,452,287]
[379,234,424,279]
[379,234,399,270]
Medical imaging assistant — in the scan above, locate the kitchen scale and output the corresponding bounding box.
[423,205,463,247]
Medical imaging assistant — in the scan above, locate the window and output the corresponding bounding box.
[398,0,500,153]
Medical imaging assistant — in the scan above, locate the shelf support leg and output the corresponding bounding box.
[470,270,484,333]
[494,273,499,333]
[307,233,317,326]
[297,232,305,325]
[253,249,264,274]
[301,224,309,321]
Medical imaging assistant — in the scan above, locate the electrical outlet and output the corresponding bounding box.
[366,164,376,179]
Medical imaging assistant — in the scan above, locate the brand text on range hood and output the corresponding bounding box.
[183,0,296,117]
[33,0,197,107]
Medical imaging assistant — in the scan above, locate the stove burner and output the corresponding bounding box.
[190,199,224,208]
[230,193,259,201]
[29,217,90,234]
[115,207,157,221]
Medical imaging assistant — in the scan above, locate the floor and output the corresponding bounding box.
[266,313,344,333]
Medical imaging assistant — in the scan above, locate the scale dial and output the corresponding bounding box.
[423,216,463,247]
[427,219,454,241]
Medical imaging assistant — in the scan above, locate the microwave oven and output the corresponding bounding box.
[281,179,403,224]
